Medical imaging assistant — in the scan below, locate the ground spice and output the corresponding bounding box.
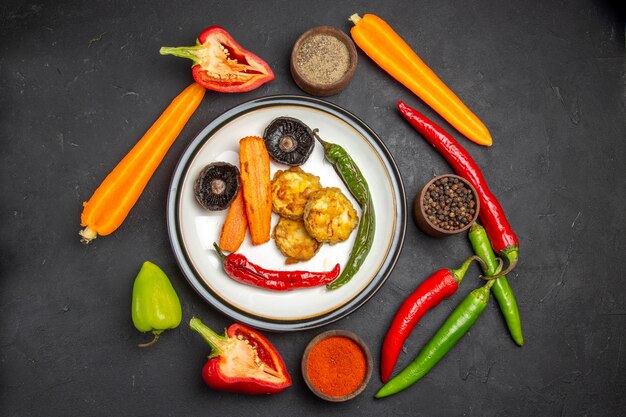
[295,34,350,85]
[306,335,367,397]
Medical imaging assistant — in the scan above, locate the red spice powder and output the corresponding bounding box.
[306,336,367,397]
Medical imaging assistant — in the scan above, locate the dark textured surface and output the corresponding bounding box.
[1,1,624,416]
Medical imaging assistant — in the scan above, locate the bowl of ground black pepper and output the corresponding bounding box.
[301,330,373,402]
[414,174,480,237]
[290,26,358,96]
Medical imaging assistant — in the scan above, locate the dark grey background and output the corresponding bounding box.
[1,1,624,416]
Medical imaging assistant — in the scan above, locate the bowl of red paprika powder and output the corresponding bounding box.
[301,330,373,402]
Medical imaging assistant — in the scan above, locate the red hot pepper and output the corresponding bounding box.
[190,317,291,394]
[214,243,340,290]
[398,101,519,278]
[380,256,487,382]
[160,26,274,93]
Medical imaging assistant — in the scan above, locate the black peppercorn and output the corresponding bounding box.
[420,175,477,232]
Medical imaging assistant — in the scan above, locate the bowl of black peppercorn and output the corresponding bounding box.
[414,174,480,237]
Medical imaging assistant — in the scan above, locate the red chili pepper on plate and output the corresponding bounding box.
[380,255,487,382]
[214,243,340,290]
[160,26,274,92]
[190,317,291,394]
[397,101,519,278]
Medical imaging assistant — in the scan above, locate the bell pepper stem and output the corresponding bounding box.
[137,331,162,348]
[159,46,201,66]
[189,317,229,357]
[452,255,488,284]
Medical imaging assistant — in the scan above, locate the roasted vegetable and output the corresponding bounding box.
[194,162,240,211]
[274,217,321,264]
[214,244,340,290]
[239,136,272,245]
[303,187,359,244]
[219,187,248,252]
[263,117,315,166]
[271,167,322,219]
[313,130,375,290]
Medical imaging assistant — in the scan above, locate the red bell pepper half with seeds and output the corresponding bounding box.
[190,317,291,394]
[160,26,274,92]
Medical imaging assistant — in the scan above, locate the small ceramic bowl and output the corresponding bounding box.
[290,26,358,96]
[414,174,480,237]
[301,330,373,402]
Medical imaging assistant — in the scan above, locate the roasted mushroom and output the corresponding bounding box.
[194,162,240,211]
[263,117,315,166]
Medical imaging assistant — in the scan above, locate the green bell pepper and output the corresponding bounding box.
[131,261,182,347]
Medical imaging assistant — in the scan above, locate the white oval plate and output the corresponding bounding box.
[167,95,406,331]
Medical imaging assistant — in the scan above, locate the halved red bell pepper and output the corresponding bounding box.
[189,317,291,394]
[160,26,274,92]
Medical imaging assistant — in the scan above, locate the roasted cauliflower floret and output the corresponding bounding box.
[273,217,321,264]
[271,167,322,219]
[303,187,358,244]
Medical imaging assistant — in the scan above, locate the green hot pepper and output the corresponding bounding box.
[131,261,182,347]
[469,222,523,346]
[376,279,494,398]
[313,129,376,290]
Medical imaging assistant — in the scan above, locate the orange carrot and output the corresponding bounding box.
[239,136,271,245]
[80,83,205,243]
[349,13,492,146]
[219,187,248,252]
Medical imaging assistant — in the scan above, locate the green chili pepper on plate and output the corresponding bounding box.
[375,279,494,398]
[469,222,523,346]
[313,129,376,290]
[131,261,182,347]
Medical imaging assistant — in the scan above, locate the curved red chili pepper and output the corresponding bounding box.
[381,269,457,382]
[397,101,519,277]
[225,259,341,290]
[380,256,482,382]
[214,243,340,290]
